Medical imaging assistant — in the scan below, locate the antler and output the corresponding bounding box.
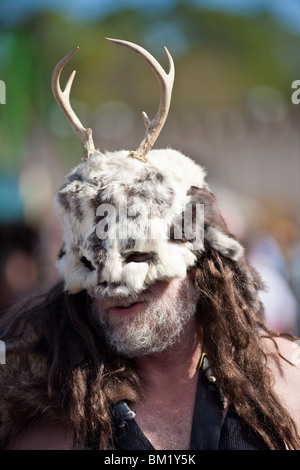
[106,38,175,162]
[52,47,95,159]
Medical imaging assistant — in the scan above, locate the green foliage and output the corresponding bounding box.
[1,3,300,169]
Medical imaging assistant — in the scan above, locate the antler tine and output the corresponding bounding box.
[52,47,95,159]
[106,38,175,162]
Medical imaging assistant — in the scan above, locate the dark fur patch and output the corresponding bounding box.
[57,190,71,213]
[57,181,85,221]
[122,238,136,250]
[80,256,95,271]
[67,171,84,183]
[87,231,106,253]
[188,186,228,234]
[71,190,84,221]
[71,244,80,255]
[127,172,173,213]
[169,186,230,246]
[58,244,66,259]
[90,189,115,211]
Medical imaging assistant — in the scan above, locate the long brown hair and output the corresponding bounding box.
[1,248,300,449]
[195,246,300,450]
[0,282,141,449]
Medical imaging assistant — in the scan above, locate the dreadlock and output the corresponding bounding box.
[0,282,141,449]
[194,246,300,450]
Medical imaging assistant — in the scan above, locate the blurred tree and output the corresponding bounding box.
[1,2,300,170]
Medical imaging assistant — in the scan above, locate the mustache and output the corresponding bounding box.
[96,289,153,310]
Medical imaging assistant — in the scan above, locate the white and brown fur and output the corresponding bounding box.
[55,148,244,298]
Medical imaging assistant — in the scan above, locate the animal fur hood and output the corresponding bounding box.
[55,148,244,299]
[50,38,244,300]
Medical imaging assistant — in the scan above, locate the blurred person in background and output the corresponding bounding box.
[218,192,300,336]
[0,174,40,311]
[248,231,299,336]
[0,223,39,311]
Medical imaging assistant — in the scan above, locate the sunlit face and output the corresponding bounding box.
[91,276,200,358]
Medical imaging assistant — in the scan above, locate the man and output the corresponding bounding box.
[0,38,300,450]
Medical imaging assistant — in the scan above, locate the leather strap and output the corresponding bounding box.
[111,401,154,450]
[190,356,224,450]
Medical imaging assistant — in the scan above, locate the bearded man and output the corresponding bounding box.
[0,38,300,451]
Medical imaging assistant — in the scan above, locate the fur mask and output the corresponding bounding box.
[53,39,243,298]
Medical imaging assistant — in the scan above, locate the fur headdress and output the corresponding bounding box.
[53,38,244,298]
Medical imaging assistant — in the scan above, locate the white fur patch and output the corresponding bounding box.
[206,226,244,261]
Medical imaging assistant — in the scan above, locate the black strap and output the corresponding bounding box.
[111,401,155,450]
[190,356,224,450]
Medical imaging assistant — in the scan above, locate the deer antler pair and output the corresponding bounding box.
[51,38,175,161]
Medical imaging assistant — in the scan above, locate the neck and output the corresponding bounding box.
[128,325,203,451]
[133,325,203,393]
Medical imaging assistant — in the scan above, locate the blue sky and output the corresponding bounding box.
[1,0,300,34]
[200,0,300,33]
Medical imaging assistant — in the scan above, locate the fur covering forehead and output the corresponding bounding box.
[54,148,243,297]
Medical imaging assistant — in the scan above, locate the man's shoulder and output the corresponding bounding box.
[261,334,300,431]
[261,334,300,373]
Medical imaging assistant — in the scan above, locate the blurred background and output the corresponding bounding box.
[0,0,300,334]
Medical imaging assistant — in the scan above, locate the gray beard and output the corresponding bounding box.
[91,278,200,358]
